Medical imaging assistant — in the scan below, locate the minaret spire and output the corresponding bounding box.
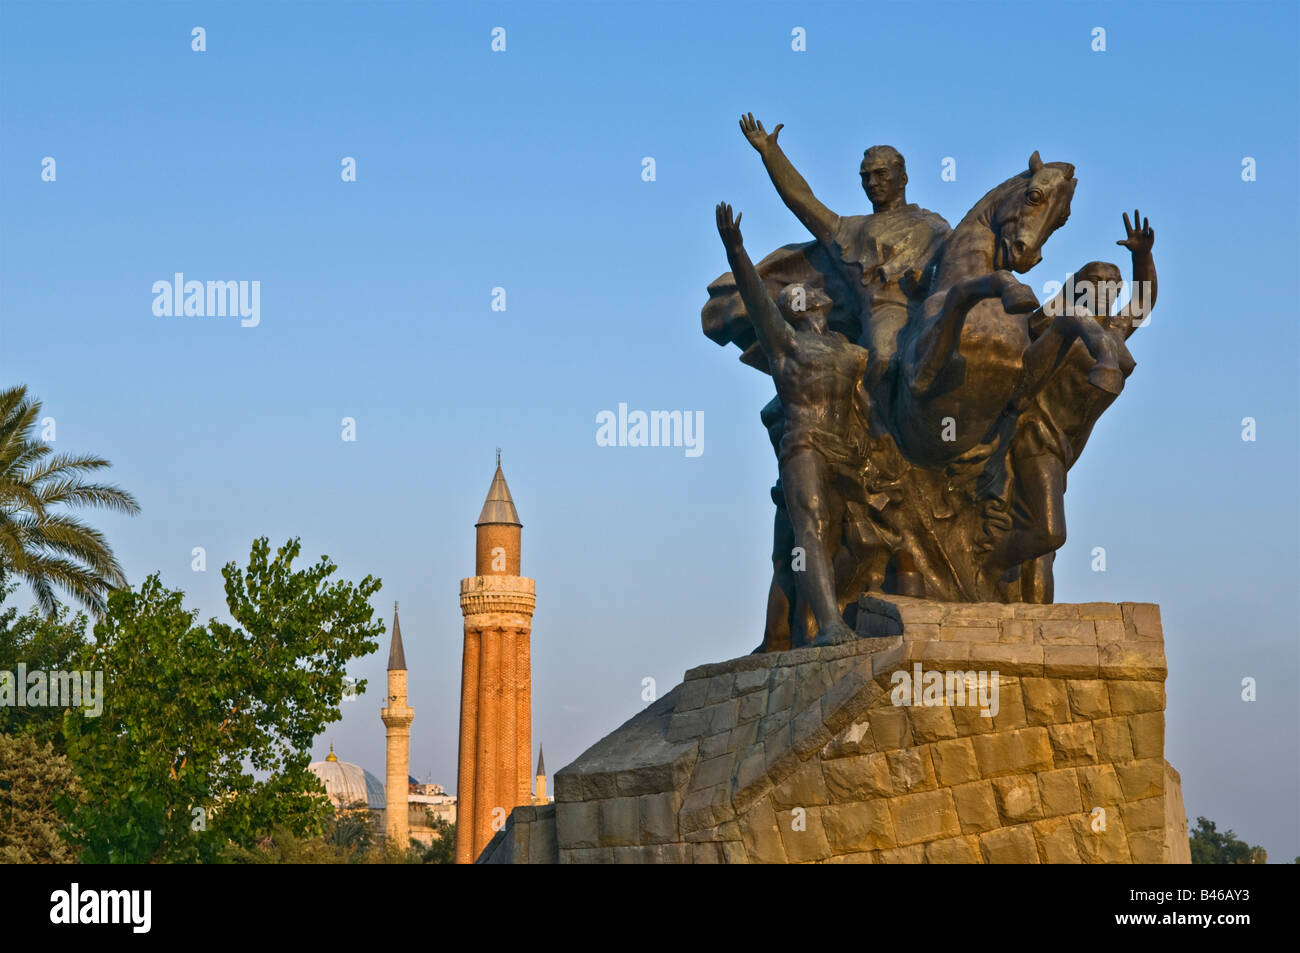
[476,458,522,528]
[381,601,414,848]
[387,600,406,670]
[534,745,547,803]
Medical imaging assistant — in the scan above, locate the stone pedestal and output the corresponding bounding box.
[478,596,1188,864]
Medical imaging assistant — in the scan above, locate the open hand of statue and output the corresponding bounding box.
[715,202,743,250]
[1116,208,1154,255]
[739,112,783,154]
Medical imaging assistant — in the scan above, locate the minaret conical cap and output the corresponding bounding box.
[476,453,522,527]
[536,745,545,777]
[387,601,406,671]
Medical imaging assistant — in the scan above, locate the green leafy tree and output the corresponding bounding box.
[225,806,433,865]
[0,384,139,616]
[1189,816,1267,864]
[421,816,456,864]
[327,802,376,853]
[63,537,382,863]
[0,582,91,750]
[223,823,358,864]
[224,805,375,865]
[0,732,84,863]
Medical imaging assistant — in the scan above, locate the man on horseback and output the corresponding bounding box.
[738,113,949,389]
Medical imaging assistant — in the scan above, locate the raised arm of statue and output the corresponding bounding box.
[1115,209,1156,336]
[715,202,795,361]
[739,113,839,251]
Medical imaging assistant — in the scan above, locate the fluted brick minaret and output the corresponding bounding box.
[380,602,413,847]
[456,452,536,863]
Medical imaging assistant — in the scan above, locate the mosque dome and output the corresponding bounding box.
[308,744,385,810]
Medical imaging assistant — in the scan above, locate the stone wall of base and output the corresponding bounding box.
[476,803,557,864]
[1163,762,1191,863]
[478,596,1188,864]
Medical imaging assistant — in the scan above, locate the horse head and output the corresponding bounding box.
[991,151,1076,273]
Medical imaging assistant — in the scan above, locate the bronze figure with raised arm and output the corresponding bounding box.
[988,210,1158,601]
[715,201,870,647]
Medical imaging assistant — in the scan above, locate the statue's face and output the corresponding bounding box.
[1074,265,1123,319]
[860,157,905,209]
[779,285,832,334]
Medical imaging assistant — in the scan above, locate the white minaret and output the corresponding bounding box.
[380,602,413,846]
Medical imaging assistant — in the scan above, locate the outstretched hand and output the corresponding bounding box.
[1116,208,1154,255]
[716,202,743,250]
[739,112,783,154]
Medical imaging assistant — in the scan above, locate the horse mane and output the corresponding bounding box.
[957,171,1029,230]
[930,161,1076,289]
[955,161,1076,231]
[930,175,1026,286]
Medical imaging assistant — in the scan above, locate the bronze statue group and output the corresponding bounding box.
[702,114,1157,652]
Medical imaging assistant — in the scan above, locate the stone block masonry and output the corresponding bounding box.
[477,596,1189,864]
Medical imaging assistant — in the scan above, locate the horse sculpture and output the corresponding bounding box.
[894,152,1099,466]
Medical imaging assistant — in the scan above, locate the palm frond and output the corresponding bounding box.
[16,554,110,616]
[0,405,42,473]
[0,385,29,424]
[2,440,50,481]
[0,384,138,616]
[33,476,140,514]
[11,514,127,586]
[22,450,114,479]
[0,480,46,518]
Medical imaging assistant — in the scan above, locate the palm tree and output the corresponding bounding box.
[0,385,139,615]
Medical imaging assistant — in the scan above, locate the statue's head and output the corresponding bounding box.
[860,146,907,212]
[778,283,833,334]
[993,151,1077,273]
[1074,261,1124,323]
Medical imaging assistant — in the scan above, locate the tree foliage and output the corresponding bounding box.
[224,807,441,865]
[1189,816,1267,864]
[0,732,84,863]
[63,537,382,863]
[421,816,456,865]
[0,582,91,751]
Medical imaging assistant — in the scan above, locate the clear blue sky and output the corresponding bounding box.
[2,1,1296,860]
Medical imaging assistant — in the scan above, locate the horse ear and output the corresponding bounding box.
[1060,163,1075,179]
[1028,151,1044,174]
